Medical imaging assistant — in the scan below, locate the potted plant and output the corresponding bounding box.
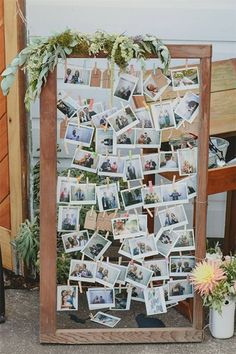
[190,247,236,339]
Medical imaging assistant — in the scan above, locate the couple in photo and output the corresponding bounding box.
[127,265,143,282]
[171,261,193,273]
[65,234,87,250]
[64,68,84,84]
[76,153,94,168]
[137,132,152,145]
[62,213,77,230]
[100,159,118,173]
[96,267,109,281]
[164,212,179,226]
[102,191,117,210]
[115,115,129,130]
[117,133,132,145]
[144,159,157,171]
[70,263,93,278]
[60,289,76,310]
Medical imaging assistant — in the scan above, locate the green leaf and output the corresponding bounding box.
[1,78,10,95]
[11,57,20,67]
[1,67,13,76]
[64,47,72,55]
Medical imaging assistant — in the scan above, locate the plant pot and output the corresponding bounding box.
[209,298,235,339]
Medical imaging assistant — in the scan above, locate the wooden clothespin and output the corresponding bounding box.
[118,256,122,265]
[105,231,109,239]
[172,175,176,189]
[86,177,89,186]
[146,208,153,218]
[64,140,69,155]
[78,281,83,294]
[140,148,143,157]
[94,61,97,75]
[67,279,70,286]
[114,208,118,218]
[148,180,154,193]
[185,59,189,70]
[77,173,84,183]
[89,313,95,320]
[150,281,154,289]
[154,207,158,217]
[106,256,109,263]
[90,205,94,217]
[128,150,132,161]
[67,169,71,181]
[127,181,131,191]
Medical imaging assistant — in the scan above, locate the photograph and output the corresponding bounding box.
[75,105,104,125]
[144,287,167,316]
[131,286,145,302]
[168,279,194,300]
[135,129,161,148]
[62,230,89,253]
[71,148,99,173]
[57,285,78,311]
[125,263,153,289]
[170,256,195,276]
[107,106,139,136]
[150,102,176,131]
[133,70,143,96]
[58,206,80,232]
[171,67,199,91]
[162,284,179,306]
[115,130,136,150]
[161,182,189,206]
[177,174,197,199]
[57,176,71,203]
[57,92,79,118]
[111,288,132,310]
[121,186,144,210]
[97,156,125,178]
[114,73,138,102]
[111,264,127,285]
[95,128,114,155]
[90,311,121,328]
[158,205,188,230]
[177,147,198,175]
[141,153,159,175]
[118,239,132,259]
[155,229,180,257]
[64,123,94,147]
[64,66,91,86]
[129,235,157,260]
[143,259,169,281]
[143,73,171,101]
[174,92,199,123]
[124,155,143,181]
[95,262,121,288]
[69,259,96,282]
[96,183,120,212]
[137,214,148,235]
[87,288,115,310]
[81,232,112,261]
[135,107,154,128]
[159,151,179,172]
[91,107,118,128]
[174,229,195,251]
[142,186,163,209]
[172,98,184,128]
[70,182,96,205]
[112,215,141,240]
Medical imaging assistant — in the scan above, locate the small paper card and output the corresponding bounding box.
[84,209,97,230]
[96,211,117,232]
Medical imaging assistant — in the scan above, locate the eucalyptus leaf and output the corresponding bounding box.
[1,67,14,76]
[0,78,10,95]
[11,57,20,67]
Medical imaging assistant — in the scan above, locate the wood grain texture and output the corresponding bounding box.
[0,195,10,229]
[0,226,12,270]
[208,165,236,195]
[0,113,8,161]
[0,155,10,203]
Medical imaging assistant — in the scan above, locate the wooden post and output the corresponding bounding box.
[39,71,57,337]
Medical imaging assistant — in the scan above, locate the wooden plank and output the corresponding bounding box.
[0,0,5,74]
[0,195,10,229]
[0,90,6,119]
[40,71,57,336]
[208,165,236,195]
[0,155,9,203]
[40,327,203,344]
[224,191,236,254]
[0,226,12,270]
[0,113,8,161]
[211,59,236,93]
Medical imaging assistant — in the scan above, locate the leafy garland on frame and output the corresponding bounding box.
[0,29,171,110]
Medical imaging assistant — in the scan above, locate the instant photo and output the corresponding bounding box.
[64,66,91,86]
[64,123,94,147]
[57,176,71,203]
[69,260,96,282]
[112,216,141,240]
[168,279,194,300]
[125,263,153,289]
[170,256,195,276]
[151,102,176,131]
[131,285,145,302]
[112,264,127,285]
[174,92,199,123]
[98,156,125,178]
[174,229,195,251]
[81,233,112,261]
[132,70,143,96]
[95,262,121,288]
[143,73,170,101]
[96,183,120,212]
[177,147,198,176]
[135,107,154,128]
[158,205,188,230]
[124,155,143,181]
[62,230,89,253]
[121,186,144,210]
[144,287,167,316]
[71,148,99,173]
[91,107,118,128]
[176,174,197,198]
[114,73,138,102]
[129,235,157,260]
[111,287,132,311]
[143,259,169,281]
[161,182,189,206]
[171,67,199,91]
[115,130,136,150]
[95,128,114,155]
[57,285,78,311]
[58,206,80,232]
[87,288,115,310]
[57,92,79,118]
[70,183,96,205]
[91,311,121,328]
[141,153,159,175]
[135,129,161,148]
[142,185,163,209]
[118,239,132,259]
[156,229,180,257]
[159,151,179,172]
[107,106,139,136]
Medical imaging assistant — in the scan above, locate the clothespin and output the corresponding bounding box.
[103,122,108,132]
[67,169,71,181]
[114,208,118,217]
[142,120,145,133]
[129,64,135,75]
[106,256,109,263]
[129,150,132,160]
[78,281,83,293]
[106,177,110,188]
[170,144,175,154]
[64,140,69,155]
[67,279,70,286]
[90,205,94,217]
[185,59,189,70]
[81,253,85,261]
[176,90,181,102]
[172,175,176,189]
[140,148,143,157]
[103,211,107,218]
[105,231,109,239]
[105,147,109,159]
[89,313,95,320]
[127,181,131,191]
[160,96,163,113]
[77,111,81,128]
[168,129,173,141]
[86,177,89,186]
[118,256,122,265]
[94,62,97,75]
[117,149,121,161]
[154,207,158,217]
[150,281,154,289]
[146,208,153,218]
[77,173,84,183]
[134,208,138,216]
[148,180,154,193]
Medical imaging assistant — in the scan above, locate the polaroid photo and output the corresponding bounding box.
[143,259,169,281]
[161,182,189,206]
[158,205,188,230]
[137,214,148,235]
[174,92,199,123]
[70,182,96,205]
[96,183,120,212]
[114,130,136,151]
[141,153,159,175]
[159,151,179,172]
[170,256,195,277]
[64,123,94,147]
[162,284,178,306]
[112,215,141,240]
[155,229,180,257]
[111,287,132,311]
[144,287,167,316]
[111,264,127,285]
[107,106,139,136]
[129,235,158,260]
[118,239,132,259]
[62,230,89,253]
[81,232,111,261]
[114,73,138,102]
[171,67,199,91]
[177,147,198,176]
[174,229,195,252]
[172,98,184,128]
[150,102,176,131]
[69,259,96,282]
[131,285,145,302]
[142,186,163,209]
[57,285,78,311]
[58,206,80,232]
[87,288,115,310]
[57,92,79,118]
[91,107,118,128]
[132,70,143,96]
[91,311,121,328]
[168,279,194,301]
[135,129,161,148]
[121,186,144,210]
[125,263,153,289]
[74,103,105,126]
[95,128,114,155]
[95,262,121,288]
[71,148,99,173]
[57,176,71,203]
[143,73,171,101]
[64,66,91,86]
[135,107,154,128]
[176,174,197,199]
[124,155,143,181]
[97,155,125,178]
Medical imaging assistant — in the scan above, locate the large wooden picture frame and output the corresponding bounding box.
[39,45,212,344]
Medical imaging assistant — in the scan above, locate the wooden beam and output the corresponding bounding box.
[0,226,12,270]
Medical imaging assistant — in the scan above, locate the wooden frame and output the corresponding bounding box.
[39,45,212,344]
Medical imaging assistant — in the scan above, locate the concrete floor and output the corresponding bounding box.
[0,289,235,354]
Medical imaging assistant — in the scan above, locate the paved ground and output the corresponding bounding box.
[0,289,235,354]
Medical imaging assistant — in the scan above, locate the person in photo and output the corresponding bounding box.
[117,133,131,145]
[64,68,72,83]
[127,161,136,180]
[60,288,76,310]
[59,186,70,203]
[160,153,178,170]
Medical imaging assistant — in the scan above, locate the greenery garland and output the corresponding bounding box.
[0,29,170,110]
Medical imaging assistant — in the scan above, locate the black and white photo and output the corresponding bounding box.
[121,186,144,210]
[114,73,138,102]
[124,155,143,181]
[58,206,80,232]
[131,286,145,302]
[111,287,132,311]
[69,260,96,282]
[125,263,153,289]
[95,128,114,155]
[95,262,121,288]
[96,183,120,212]
[155,229,180,257]
[81,233,111,261]
[170,256,195,276]
[107,106,139,136]
[174,92,199,123]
